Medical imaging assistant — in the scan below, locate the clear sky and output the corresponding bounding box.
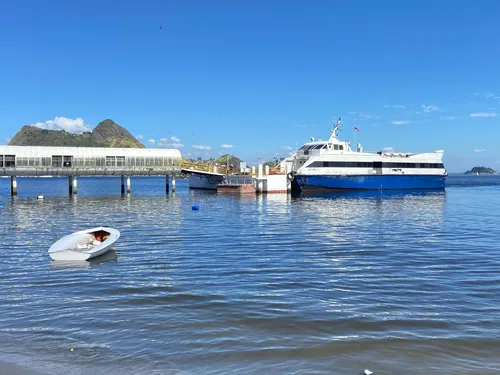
[1,0,499,172]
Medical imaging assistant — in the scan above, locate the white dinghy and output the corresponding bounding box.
[49,226,120,261]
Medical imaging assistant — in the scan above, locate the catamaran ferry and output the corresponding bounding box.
[287,119,447,192]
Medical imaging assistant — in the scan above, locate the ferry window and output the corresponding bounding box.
[116,156,125,167]
[29,157,36,167]
[63,156,73,167]
[321,145,327,149]
[373,161,382,168]
[339,145,344,150]
[96,157,105,167]
[106,156,115,167]
[52,155,62,168]
[0,155,3,167]
[334,145,339,150]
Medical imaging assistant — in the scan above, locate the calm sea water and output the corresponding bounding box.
[1,175,500,375]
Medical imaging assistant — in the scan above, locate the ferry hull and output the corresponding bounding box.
[292,174,446,192]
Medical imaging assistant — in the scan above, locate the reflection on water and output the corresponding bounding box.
[49,250,119,271]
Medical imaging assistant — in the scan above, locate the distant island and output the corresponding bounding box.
[464,166,497,175]
[8,119,145,148]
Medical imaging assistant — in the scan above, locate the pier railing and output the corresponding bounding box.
[222,175,254,185]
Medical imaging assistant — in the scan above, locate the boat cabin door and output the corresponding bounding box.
[373,161,383,174]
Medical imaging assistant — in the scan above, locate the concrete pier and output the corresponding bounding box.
[11,176,17,196]
[68,176,77,195]
[0,144,182,196]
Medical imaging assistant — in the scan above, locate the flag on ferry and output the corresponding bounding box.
[354,126,360,131]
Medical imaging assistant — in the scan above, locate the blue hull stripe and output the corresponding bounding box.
[293,174,447,191]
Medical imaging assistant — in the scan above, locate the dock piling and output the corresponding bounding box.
[126,175,131,193]
[11,176,17,196]
[172,175,176,192]
[68,176,78,195]
[165,175,170,194]
[68,176,77,195]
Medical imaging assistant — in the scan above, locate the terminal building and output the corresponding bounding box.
[0,145,182,195]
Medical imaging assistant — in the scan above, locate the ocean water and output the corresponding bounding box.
[0,174,500,375]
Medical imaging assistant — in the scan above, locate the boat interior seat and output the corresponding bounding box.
[71,233,96,247]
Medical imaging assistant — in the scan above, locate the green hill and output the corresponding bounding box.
[8,119,145,148]
[215,154,242,166]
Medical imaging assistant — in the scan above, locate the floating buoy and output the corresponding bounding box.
[192,205,200,211]
[363,370,373,375]
[37,195,44,200]
[0,203,3,208]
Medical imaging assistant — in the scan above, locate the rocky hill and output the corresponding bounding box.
[464,166,497,174]
[8,119,145,148]
[215,154,242,166]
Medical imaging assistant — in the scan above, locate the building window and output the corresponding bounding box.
[105,156,115,167]
[116,156,125,167]
[52,156,62,168]
[63,156,73,167]
[41,157,51,167]
[5,155,16,168]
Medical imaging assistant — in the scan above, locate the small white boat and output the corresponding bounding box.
[48,226,120,261]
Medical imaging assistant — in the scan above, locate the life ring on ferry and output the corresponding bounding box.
[286,172,295,181]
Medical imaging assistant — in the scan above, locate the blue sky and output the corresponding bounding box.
[1,0,499,172]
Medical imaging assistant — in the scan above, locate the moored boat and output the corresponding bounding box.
[287,118,447,193]
[48,226,120,261]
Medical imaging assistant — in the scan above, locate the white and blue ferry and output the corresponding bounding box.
[287,119,447,192]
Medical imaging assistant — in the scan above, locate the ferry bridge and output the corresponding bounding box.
[0,145,182,196]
